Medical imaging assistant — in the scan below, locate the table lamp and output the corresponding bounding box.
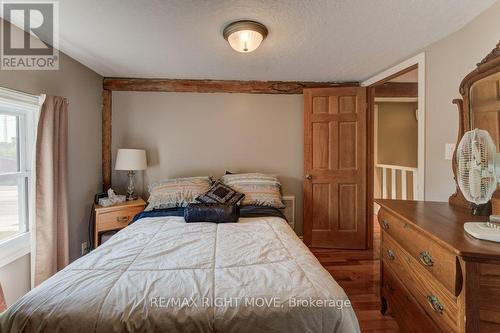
[115,149,147,201]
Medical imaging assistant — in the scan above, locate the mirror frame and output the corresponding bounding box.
[449,41,500,209]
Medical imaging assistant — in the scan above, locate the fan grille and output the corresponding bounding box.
[456,129,497,205]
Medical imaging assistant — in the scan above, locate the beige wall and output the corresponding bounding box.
[376,102,418,167]
[0,21,102,304]
[111,92,304,234]
[374,101,418,200]
[424,1,500,201]
[0,50,103,260]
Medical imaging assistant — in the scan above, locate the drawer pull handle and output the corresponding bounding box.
[116,216,129,222]
[381,220,389,229]
[386,249,395,261]
[426,295,444,314]
[419,251,434,267]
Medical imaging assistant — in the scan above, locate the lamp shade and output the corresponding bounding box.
[227,29,264,53]
[223,20,268,53]
[115,149,147,171]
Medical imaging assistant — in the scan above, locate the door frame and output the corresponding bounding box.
[362,52,426,248]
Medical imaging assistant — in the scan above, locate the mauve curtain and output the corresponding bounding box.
[34,96,69,286]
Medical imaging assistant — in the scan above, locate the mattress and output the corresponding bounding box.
[0,215,360,333]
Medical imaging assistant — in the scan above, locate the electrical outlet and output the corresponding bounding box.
[81,241,89,256]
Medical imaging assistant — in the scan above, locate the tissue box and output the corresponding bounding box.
[98,195,126,207]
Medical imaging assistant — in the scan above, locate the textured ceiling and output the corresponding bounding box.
[26,0,500,81]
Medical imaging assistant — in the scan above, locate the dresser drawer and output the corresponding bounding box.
[96,206,143,232]
[378,208,462,296]
[382,263,442,333]
[382,232,461,333]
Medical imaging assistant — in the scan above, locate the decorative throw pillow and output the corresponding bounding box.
[221,173,285,209]
[145,176,212,211]
[196,181,245,205]
[184,203,239,223]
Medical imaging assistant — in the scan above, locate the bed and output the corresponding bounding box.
[0,208,360,333]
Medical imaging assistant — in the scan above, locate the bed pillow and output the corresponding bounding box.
[220,173,285,209]
[145,176,212,211]
[196,181,245,205]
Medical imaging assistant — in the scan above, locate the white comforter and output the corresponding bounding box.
[0,216,360,333]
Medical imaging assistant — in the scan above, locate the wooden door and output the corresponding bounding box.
[304,87,367,249]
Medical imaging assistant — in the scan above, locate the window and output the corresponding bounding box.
[0,114,28,242]
[0,87,38,266]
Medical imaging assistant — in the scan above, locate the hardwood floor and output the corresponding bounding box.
[310,220,400,333]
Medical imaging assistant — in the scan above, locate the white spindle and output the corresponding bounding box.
[382,167,387,199]
[391,169,396,199]
[401,171,407,200]
[413,170,418,200]
[376,164,418,201]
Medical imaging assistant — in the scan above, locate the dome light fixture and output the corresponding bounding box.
[223,20,268,53]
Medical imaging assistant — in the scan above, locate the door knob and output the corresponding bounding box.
[305,174,312,180]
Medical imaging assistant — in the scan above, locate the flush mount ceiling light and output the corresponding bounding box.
[223,20,268,53]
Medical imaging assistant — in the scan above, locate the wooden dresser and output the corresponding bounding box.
[376,199,500,333]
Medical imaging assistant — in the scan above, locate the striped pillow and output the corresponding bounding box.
[145,176,212,211]
[221,173,285,209]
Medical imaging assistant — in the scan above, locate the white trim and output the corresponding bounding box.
[0,87,39,113]
[0,87,39,104]
[30,95,43,288]
[375,163,418,172]
[362,53,423,86]
[374,97,418,103]
[363,52,425,201]
[0,232,31,268]
[0,171,30,178]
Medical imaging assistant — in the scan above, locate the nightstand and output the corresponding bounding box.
[94,198,146,247]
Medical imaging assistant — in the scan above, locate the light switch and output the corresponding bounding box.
[445,143,456,160]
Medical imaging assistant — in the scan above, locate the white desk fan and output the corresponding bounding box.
[456,128,500,242]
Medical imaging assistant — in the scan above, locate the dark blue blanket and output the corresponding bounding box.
[131,205,286,224]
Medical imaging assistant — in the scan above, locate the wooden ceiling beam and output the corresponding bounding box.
[102,89,112,191]
[103,78,359,94]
